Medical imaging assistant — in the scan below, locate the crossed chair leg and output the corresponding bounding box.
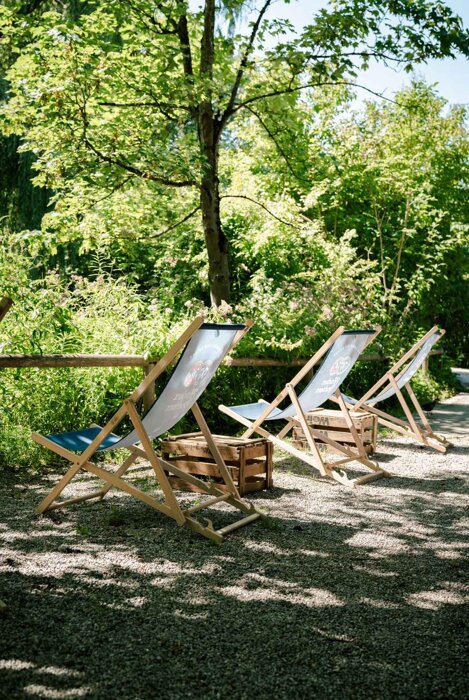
[222,388,391,488]
[355,379,452,454]
[32,404,263,544]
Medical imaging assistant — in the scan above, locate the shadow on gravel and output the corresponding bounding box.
[1,465,468,700]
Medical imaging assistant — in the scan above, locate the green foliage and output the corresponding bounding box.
[0,240,178,469]
[0,1,467,468]
[235,228,383,359]
[222,80,468,361]
[1,0,467,303]
[298,83,468,357]
[0,220,384,469]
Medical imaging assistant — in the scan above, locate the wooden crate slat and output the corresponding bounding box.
[164,433,267,447]
[294,428,372,444]
[162,442,241,460]
[303,409,375,429]
[292,409,377,454]
[162,441,268,461]
[240,478,267,493]
[299,424,374,438]
[244,461,272,477]
[293,438,374,456]
[162,457,240,479]
[161,432,272,496]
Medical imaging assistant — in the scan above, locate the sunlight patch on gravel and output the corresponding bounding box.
[217,572,345,607]
[357,597,402,609]
[406,584,469,610]
[344,531,411,557]
[24,685,91,698]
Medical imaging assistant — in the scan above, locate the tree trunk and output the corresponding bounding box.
[199,151,230,306]
[198,0,231,307]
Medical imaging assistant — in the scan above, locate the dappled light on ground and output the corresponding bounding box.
[1,425,468,698]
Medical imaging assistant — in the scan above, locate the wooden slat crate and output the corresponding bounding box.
[161,433,273,496]
[292,409,378,455]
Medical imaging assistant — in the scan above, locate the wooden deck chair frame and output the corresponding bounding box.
[32,317,262,543]
[341,326,451,454]
[220,327,391,488]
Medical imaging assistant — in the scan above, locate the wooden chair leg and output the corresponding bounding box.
[192,402,240,498]
[335,390,368,459]
[286,385,330,478]
[98,448,141,499]
[405,383,451,450]
[36,462,87,513]
[125,401,186,526]
[36,461,84,514]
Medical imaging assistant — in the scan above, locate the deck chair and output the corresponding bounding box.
[32,317,263,543]
[340,326,452,453]
[220,326,391,487]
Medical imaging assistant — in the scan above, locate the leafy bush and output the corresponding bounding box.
[0,242,177,469]
[0,210,458,471]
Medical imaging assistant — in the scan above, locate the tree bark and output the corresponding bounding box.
[198,0,230,306]
[199,147,230,306]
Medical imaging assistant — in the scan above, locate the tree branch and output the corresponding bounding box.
[83,138,198,189]
[388,195,411,308]
[175,0,194,77]
[98,100,187,122]
[90,175,134,209]
[127,0,177,36]
[245,105,311,184]
[220,194,297,228]
[200,0,215,78]
[220,0,273,130]
[286,49,406,68]
[373,202,388,294]
[98,101,186,109]
[233,80,399,114]
[147,205,201,239]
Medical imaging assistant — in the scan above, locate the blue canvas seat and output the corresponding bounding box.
[46,427,122,453]
[32,317,262,543]
[220,327,390,487]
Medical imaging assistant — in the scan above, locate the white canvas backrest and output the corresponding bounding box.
[110,323,245,449]
[271,330,375,420]
[366,330,443,406]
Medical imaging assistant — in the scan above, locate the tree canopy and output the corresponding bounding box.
[1,0,468,303]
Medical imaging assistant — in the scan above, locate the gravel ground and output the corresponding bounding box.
[0,402,468,700]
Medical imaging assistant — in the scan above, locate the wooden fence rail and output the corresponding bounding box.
[0,353,150,368]
[0,351,157,410]
[225,349,443,372]
[0,349,443,369]
[226,352,387,367]
[0,349,443,412]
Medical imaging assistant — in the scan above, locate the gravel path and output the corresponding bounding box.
[1,396,468,699]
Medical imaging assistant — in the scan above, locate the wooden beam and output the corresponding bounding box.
[0,349,443,370]
[223,350,443,368]
[0,354,150,368]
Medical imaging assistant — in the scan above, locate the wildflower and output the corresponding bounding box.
[218,301,233,317]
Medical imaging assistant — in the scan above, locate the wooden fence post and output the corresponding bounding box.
[143,363,156,412]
